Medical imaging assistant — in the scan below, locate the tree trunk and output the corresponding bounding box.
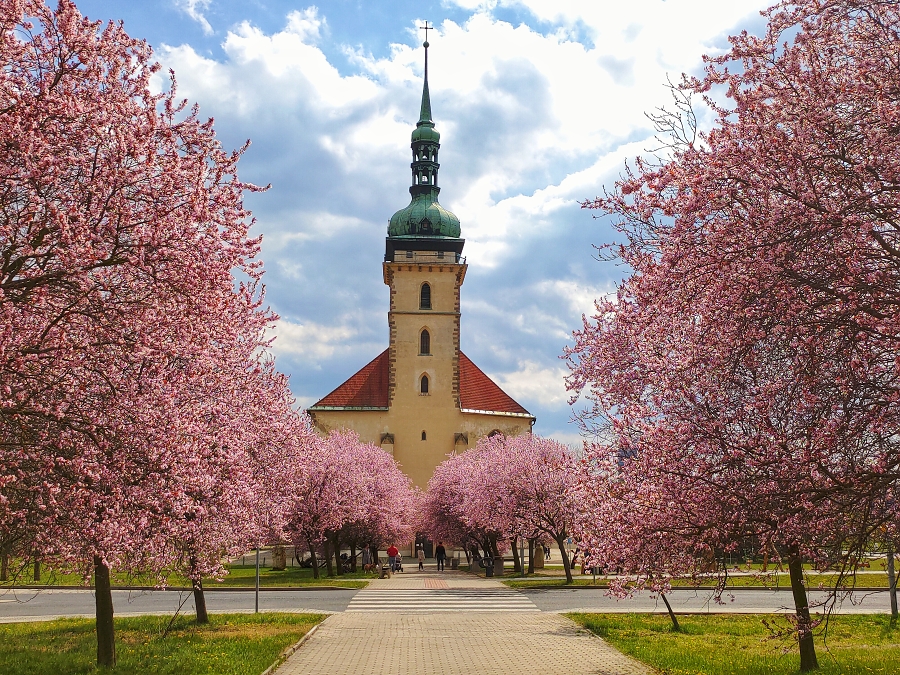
[308,539,320,580]
[33,559,40,582]
[787,551,819,671]
[323,538,334,577]
[271,545,286,571]
[555,534,573,584]
[0,545,9,582]
[887,544,898,627]
[510,537,522,573]
[660,592,681,632]
[94,556,116,668]
[188,556,209,624]
[193,577,209,624]
[350,543,357,572]
[528,538,535,575]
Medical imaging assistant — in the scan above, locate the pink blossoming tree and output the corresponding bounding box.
[0,0,302,664]
[285,430,417,578]
[567,1,900,670]
[425,434,580,580]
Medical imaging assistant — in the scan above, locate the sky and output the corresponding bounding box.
[73,0,773,445]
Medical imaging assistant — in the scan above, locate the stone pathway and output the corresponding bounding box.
[276,570,651,674]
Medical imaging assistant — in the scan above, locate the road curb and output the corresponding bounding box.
[260,621,322,675]
[2,585,362,593]
[510,584,887,592]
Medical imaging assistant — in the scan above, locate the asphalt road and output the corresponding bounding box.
[522,587,894,614]
[0,588,356,622]
[1,585,894,622]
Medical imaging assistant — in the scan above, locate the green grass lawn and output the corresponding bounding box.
[503,572,891,589]
[1,562,369,589]
[504,577,615,588]
[207,565,369,589]
[724,558,892,573]
[0,613,324,675]
[569,613,900,675]
[670,572,890,589]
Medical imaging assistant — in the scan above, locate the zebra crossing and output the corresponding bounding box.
[346,587,540,613]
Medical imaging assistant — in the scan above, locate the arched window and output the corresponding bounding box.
[420,329,431,355]
[420,374,429,394]
[421,431,427,441]
[420,283,431,309]
[488,429,503,439]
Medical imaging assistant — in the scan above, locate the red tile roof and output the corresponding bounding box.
[459,352,532,416]
[309,348,532,418]
[310,349,390,409]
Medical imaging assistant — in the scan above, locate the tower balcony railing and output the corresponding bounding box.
[386,251,466,264]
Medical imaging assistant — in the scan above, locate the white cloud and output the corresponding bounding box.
[540,429,589,452]
[160,10,378,114]
[175,0,214,35]
[284,7,326,43]
[264,211,374,249]
[493,360,571,409]
[534,279,614,318]
[292,395,320,409]
[152,1,772,436]
[270,319,358,361]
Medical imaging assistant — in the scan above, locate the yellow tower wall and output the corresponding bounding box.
[309,252,532,489]
[309,408,532,489]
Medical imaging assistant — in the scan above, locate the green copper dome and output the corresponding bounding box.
[389,193,460,237]
[411,124,440,143]
[387,39,460,239]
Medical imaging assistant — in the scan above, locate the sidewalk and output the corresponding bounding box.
[275,569,651,675]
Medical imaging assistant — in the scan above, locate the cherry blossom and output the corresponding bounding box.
[0,0,288,663]
[424,434,580,580]
[567,1,900,669]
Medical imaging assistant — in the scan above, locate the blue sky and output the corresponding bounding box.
[74,0,771,445]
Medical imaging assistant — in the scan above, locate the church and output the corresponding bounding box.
[307,39,534,490]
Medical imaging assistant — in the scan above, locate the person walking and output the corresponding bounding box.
[361,544,373,572]
[435,542,447,571]
[387,544,399,572]
[417,545,425,571]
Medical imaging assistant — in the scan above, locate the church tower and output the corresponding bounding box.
[308,39,534,489]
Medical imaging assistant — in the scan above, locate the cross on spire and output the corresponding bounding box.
[419,21,432,45]
[418,21,432,120]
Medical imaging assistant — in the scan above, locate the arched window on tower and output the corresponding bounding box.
[420,329,431,355]
[420,283,431,309]
[420,374,429,394]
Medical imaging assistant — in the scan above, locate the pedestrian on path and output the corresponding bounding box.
[435,542,446,571]
[361,544,373,572]
[387,544,399,572]
[417,546,425,571]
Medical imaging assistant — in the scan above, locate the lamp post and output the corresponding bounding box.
[255,546,260,614]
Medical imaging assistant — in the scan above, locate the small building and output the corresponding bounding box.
[307,40,534,490]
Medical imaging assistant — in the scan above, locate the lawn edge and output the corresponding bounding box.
[259,620,323,675]
[565,612,660,674]
[502,581,886,591]
[1,583,368,592]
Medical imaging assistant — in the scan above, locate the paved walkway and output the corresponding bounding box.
[276,570,651,675]
[346,567,538,612]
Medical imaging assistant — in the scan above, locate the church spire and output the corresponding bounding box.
[386,31,461,243]
[418,38,433,125]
